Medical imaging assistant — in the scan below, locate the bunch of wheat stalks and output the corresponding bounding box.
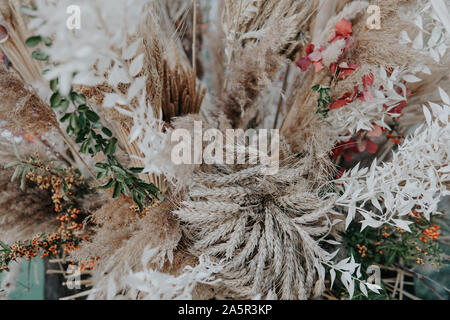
[0,0,449,300]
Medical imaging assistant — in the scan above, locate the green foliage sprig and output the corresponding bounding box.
[312,84,332,117]
[26,37,161,211]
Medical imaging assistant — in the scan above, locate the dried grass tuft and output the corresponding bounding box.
[0,63,58,134]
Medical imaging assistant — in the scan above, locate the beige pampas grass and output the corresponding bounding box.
[0,167,57,244]
[71,198,195,299]
[0,63,57,134]
[216,0,319,129]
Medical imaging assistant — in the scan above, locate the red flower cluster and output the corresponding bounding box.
[332,139,359,161]
[296,18,354,74]
[330,73,374,110]
[337,62,360,80]
[332,124,383,163]
[329,18,353,43]
[296,43,326,72]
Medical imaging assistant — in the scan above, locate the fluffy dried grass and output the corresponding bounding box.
[214,0,319,129]
[71,198,202,299]
[0,168,56,244]
[0,63,58,134]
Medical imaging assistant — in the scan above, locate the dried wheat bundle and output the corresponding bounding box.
[174,140,335,299]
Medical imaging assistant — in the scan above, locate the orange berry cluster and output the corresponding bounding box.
[356,244,367,258]
[0,208,86,272]
[26,157,84,213]
[416,257,425,265]
[408,209,426,224]
[386,133,403,145]
[0,157,90,272]
[0,233,76,272]
[77,257,100,271]
[420,225,440,243]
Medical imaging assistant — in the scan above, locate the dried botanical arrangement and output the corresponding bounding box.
[0,0,449,300]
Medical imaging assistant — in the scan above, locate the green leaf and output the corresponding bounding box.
[43,37,52,46]
[75,94,87,105]
[62,180,69,193]
[144,183,159,195]
[25,36,42,47]
[0,240,10,252]
[4,161,20,169]
[99,179,114,190]
[94,162,108,171]
[70,114,79,132]
[129,167,144,174]
[132,190,143,211]
[20,169,27,191]
[32,50,48,61]
[60,113,71,122]
[111,165,126,175]
[311,84,321,91]
[50,79,58,92]
[386,250,397,266]
[93,122,102,129]
[112,182,121,198]
[101,127,113,137]
[11,165,23,182]
[79,142,88,154]
[78,105,89,112]
[60,99,70,113]
[12,143,21,160]
[85,110,100,122]
[121,183,130,196]
[135,188,147,199]
[78,113,87,130]
[320,90,331,102]
[104,138,118,155]
[97,171,105,179]
[50,92,62,108]
[70,92,87,105]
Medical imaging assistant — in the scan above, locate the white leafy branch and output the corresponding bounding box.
[399,0,450,63]
[123,247,223,300]
[333,89,450,232]
[321,249,382,299]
